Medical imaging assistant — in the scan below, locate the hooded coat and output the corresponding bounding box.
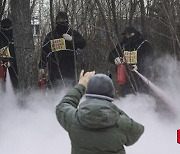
[39,13,86,87]
[56,81,144,154]
[109,27,154,96]
[0,18,18,90]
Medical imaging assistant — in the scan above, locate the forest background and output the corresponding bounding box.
[1,0,180,93]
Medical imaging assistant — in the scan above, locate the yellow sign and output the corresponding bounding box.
[123,50,137,64]
[50,38,66,52]
[0,46,11,57]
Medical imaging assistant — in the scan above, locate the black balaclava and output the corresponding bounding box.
[1,18,13,41]
[121,27,137,44]
[1,18,12,29]
[56,11,69,32]
[121,26,144,47]
[85,74,115,101]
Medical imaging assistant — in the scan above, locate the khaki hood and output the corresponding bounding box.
[77,99,119,129]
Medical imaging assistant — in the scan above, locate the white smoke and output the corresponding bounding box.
[115,54,180,154]
[0,55,179,154]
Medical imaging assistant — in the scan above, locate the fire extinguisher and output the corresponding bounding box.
[0,61,7,80]
[177,129,180,144]
[38,73,47,90]
[116,63,126,84]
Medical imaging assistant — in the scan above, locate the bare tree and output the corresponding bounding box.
[139,0,146,37]
[129,0,138,26]
[4,0,180,95]
[94,0,111,40]
[49,0,55,31]
[110,0,120,42]
[0,0,6,19]
[30,0,37,15]
[11,0,38,94]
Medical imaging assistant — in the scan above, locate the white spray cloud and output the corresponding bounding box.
[0,55,180,154]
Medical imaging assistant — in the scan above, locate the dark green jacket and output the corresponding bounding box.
[56,84,144,154]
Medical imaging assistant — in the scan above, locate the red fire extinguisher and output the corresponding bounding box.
[177,129,180,144]
[38,73,47,90]
[116,63,126,84]
[0,61,7,80]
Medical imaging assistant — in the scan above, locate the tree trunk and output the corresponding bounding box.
[139,0,147,38]
[94,0,111,40]
[111,0,120,43]
[11,0,38,94]
[129,0,138,26]
[30,0,37,15]
[50,0,55,31]
[0,0,6,19]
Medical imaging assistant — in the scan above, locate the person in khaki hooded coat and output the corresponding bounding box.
[56,70,144,154]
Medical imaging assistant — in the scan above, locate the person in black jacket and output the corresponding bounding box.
[109,26,154,97]
[39,11,86,89]
[0,18,18,91]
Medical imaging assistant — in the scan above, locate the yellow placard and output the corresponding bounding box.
[123,50,137,64]
[0,46,11,57]
[50,38,66,52]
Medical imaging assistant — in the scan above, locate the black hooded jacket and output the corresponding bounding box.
[0,29,14,56]
[109,27,154,95]
[0,28,18,89]
[109,29,154,75]
[39,24,86,84]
